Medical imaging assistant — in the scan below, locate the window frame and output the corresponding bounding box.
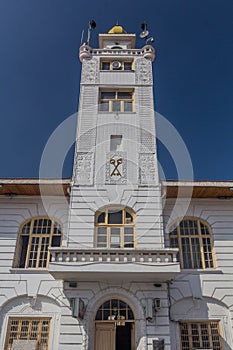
[14,217,62,269]
[4,317,51,350]
[100,60,134,71]
[169,217,216,270]
[179,320,222,350]
[95,207,136,249]
[99,89,134,113]
[95,298,135,321]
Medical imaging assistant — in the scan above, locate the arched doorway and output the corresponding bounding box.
[94,298,135,350]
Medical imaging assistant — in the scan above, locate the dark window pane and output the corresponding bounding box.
[19,236,29,268]
[124,242,134,248]
[124,101,132,112]
[111,299,118,309]
[111,228,120,235]
[124,62,132,71]
[99,101,109,111]
[96,310,102,320]
[111,243,121,248]
[22,223,31,234]
[51,236,61,247]
[97,235,107,242]
[103,310,109,320]
[108,210,122,224]
[97,212,105,223]
[124,236,133,243]
[112,101,121,111]
[103,301,110,308]
[97,243,106,247]
[118,92,132,99]
[119,301,126,308]
[98,227,107,234]
[101,91,115,99]
[128,309,134,320]
[124,227,134,235]
[102,62,110,70]
[125,211,133,223]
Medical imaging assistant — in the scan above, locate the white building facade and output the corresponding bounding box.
[0,24,232,350]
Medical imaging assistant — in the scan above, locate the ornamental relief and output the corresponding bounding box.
[81,58,99,84]
[74,152,94,185]
[106,152,127,184]
[135,58,153,85]
[139,153,156,185]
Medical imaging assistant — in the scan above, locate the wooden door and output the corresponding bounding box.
[95,322,115,350]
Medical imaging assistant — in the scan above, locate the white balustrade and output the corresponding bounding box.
[49,248,178,265]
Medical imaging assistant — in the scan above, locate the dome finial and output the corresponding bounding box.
[108,24,127,34]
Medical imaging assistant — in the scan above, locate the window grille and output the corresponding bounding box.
[99,90,134,112]
[14,217,62,269]
[179,321,222,350]
[169,218,215,269]
[4,318,51,350]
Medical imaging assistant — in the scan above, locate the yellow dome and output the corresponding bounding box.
[108,25,127,34]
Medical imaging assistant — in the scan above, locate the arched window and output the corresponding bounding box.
[95,299,134,321]
[14,217,62,269]
[169,218,215,269]
[95,208,135,248]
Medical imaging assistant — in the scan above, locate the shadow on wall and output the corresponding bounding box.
[169,274,232,350]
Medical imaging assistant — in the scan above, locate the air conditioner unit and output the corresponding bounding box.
[12,339,38,350]
[111,61,121,70]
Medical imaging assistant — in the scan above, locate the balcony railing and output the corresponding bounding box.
[50,247,178,264]
[49,247,180,281]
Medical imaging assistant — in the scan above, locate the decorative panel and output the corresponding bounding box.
[74,152,94,185]
[139,153,157,185]
[135,58,153,85]
[105,152,127,184]
[81,58,99,84]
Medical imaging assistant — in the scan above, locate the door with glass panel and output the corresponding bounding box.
[95,299,135,350]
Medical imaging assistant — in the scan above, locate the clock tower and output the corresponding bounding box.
[69,24,163,249]
[50,24,180,350]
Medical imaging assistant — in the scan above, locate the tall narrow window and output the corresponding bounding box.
[95,208,135,248]
[14,217,62,269]
[99,90,133,112]
[169,218,215,269]
[179,321,222,350]
[4,318,51,350]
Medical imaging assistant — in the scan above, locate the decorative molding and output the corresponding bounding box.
[139,153,156,185]
[135,58,153,85]
[105,152,127,184]
[81,58,99,84]
[74,152,94,185]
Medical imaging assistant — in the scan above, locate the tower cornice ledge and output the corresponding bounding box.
[79,44,155,61]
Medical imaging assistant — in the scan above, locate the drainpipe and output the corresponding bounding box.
[166,281,176,322]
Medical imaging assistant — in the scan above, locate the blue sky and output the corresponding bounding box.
[0,0,232,180]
